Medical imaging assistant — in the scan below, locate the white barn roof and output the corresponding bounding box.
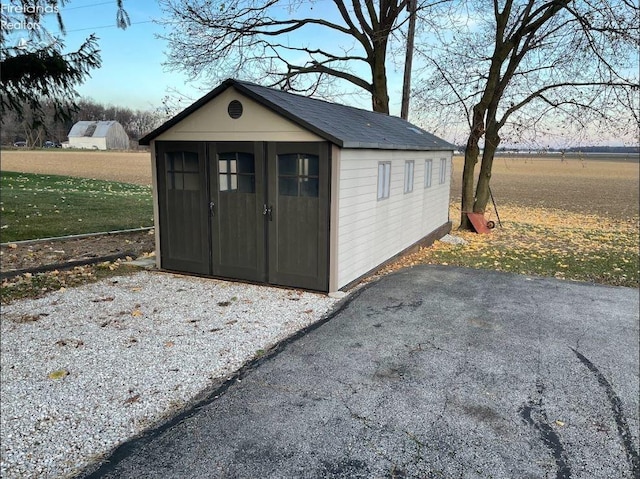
[67,121,129,150]
[68,120,119,138]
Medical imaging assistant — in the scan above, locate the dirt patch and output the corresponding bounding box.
[1,230,155,274]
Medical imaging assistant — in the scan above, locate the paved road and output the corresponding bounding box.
[82,266,639,479]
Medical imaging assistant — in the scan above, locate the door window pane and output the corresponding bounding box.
[300,156,319,176]
[238,174,255,193]
[183,152,199,172]
[278,153,320,197]
[183,173,199,190]
[279,177,298,196]
[219,174,229,192]
[278,154,298,176]
[300,178,319,197]
[238,153,255,174]
[218,152,255,193]
[168,171,183,190]
[166,151,200,191]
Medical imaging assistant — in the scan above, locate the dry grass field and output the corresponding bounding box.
[0,150,152,186]
[450,155,639,220]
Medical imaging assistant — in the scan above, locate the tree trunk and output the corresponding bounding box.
[371,40,390,114]
[459,106,485,230]
[460,144,478,230]
[475,128,500,213]
[400,0,417,120]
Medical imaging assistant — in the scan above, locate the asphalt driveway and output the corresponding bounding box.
[81,265,639,479]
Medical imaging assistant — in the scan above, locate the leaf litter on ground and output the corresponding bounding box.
[376,203,638,288]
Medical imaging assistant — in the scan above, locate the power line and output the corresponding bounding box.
[66,19,153,33]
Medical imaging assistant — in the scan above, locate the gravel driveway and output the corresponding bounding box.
[0,271,340,479]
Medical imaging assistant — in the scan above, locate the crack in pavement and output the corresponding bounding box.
[518,380,572,479]
[570,347,639,478]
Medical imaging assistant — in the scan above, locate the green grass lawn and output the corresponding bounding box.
[0,172,153,242]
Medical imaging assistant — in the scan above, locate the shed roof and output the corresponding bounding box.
[68,120,121,138]
[140,79,454,151]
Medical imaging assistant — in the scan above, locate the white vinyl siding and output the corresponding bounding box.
[424,159,433,188]
[404,160,414,194]
[377,161,391,200]
[439,157,448,184]
[335,149,452,288]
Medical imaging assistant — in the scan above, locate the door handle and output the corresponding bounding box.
[209,202,215,216]
[262,204,273,221]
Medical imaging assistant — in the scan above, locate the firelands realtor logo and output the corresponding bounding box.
[1,2,59,32]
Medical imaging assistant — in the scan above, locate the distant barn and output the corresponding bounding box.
[66,121,129,150]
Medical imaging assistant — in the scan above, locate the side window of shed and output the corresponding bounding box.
[439,157,448,184]
[424,159,433,188]
[377,161,391,200]
[219,152,256,193]
[278,153,319,197]
[404,160,414,194]
[166,151,199,191]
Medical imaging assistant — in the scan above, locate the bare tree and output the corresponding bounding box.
[1,100,69,146]
[127,110,164,140]
[158,0,444,113]
[1,97,163,146]
[413,0,639,230]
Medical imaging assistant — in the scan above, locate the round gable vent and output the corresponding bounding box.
[227,100,243,119]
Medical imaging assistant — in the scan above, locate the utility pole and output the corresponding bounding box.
[401,0,417,120]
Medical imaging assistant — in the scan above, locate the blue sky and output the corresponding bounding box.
[8,0,406,114]
[39,0,197,110]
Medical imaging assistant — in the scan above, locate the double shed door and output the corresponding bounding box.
[156,141,329,291]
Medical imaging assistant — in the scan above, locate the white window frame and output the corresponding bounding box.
[424,159,433,188]
[439,157,448,184]
[404,160,415,194]
[377,161,391,200]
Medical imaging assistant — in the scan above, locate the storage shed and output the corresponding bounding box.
[139,79,454,293]
[67,120,130,150]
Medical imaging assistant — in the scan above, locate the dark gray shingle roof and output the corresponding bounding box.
[140,79,454,151]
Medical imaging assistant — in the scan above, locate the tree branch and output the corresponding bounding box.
[498,80,636,128]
